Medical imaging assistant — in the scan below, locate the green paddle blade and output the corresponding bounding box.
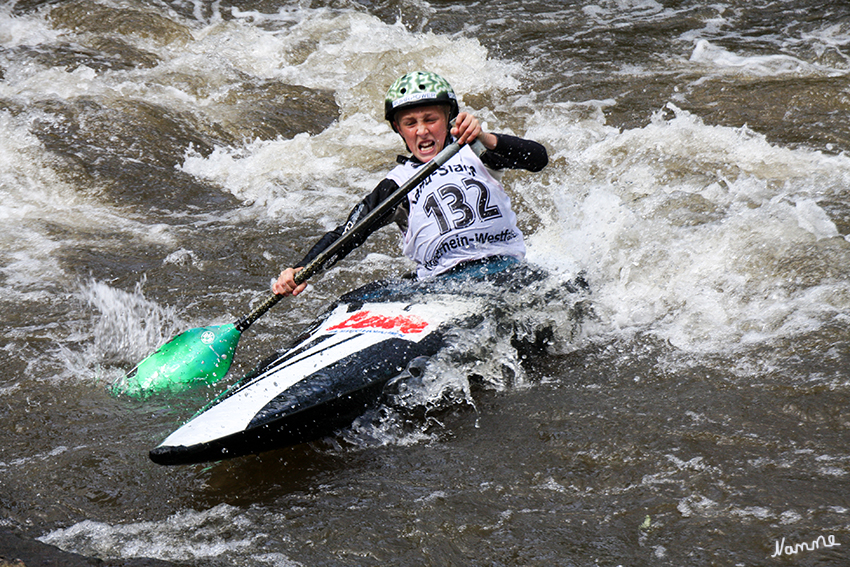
[113,323,242,398]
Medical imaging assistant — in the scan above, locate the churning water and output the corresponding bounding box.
[2,0,850,565]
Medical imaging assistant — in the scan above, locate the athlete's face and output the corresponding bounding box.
[394,105,450,163]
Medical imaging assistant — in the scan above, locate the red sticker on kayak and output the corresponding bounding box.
[326,311,429,335]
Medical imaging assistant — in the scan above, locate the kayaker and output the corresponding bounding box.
[273,71,548,297]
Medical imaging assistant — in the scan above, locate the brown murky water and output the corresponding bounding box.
[2,1,850,565]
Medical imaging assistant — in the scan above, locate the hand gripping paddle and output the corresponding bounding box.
[113,138,484,397]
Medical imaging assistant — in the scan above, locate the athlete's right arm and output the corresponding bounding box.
[272,267,306,296]
[272,178,401,296]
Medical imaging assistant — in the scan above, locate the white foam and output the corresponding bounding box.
[0,107,180,302]
[524,102,850,353]
[38,504,300,566]
[689,39,839,77]
[795,199,839,240]
[177,9,523,225]
[4,0,850,379]
[582,0,666,22]
[0,4,61,48]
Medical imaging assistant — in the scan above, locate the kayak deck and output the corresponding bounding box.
[150,263,588,465]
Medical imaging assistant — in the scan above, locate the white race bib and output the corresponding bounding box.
[386,145,525,278]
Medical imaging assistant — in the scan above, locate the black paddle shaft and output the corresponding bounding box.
[234,138,486,333]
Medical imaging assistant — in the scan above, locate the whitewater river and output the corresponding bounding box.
[2,0,850,565]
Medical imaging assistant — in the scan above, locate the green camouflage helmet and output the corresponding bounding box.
[384,71,459,129]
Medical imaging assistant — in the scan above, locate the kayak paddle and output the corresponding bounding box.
[114,138,483,397]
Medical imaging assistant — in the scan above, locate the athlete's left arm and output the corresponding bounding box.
[452,111,547,172]
[479,133,549,172]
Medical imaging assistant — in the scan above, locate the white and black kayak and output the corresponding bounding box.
[149,260,585,466]
[149,276,489,465]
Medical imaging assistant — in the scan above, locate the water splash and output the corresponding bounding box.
[339,270,590,448]
[80,278,182,366]
[527,101,850,355]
